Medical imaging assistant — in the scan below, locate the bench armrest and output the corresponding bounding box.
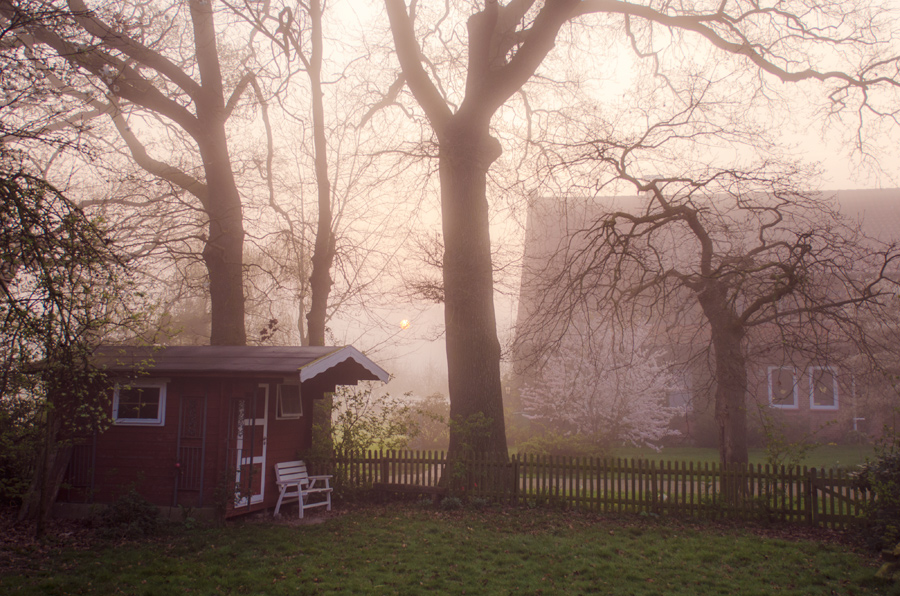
[306,475,332,488]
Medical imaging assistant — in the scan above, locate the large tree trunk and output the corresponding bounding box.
[201,157,247,346]
[193,2,247,346]
[440,118,507,458]
[710,326,749,467]
[699,286,749,467]
[383,0,576,461]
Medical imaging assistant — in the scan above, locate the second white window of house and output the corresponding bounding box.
[809,367,839,410]
[768,367,798,409]
[277,384,302,419]
[113,380,167,425]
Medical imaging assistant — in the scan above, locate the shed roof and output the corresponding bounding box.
[93,345,389,383]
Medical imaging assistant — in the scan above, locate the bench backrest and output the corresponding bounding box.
[275,461,310,484]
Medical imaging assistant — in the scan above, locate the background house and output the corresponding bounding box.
[511,190,900,449]
[59,345,388,517]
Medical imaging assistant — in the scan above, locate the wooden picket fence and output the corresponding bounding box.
[313,450,872,529]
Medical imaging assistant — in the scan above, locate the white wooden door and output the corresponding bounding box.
[234,384,268,507]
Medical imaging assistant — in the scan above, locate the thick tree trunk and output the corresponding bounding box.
[710,327,749,467]
[199,145,246,346]
[440,118,507,458]
[697,285,749,505]
[698,286,749,467]
[193,3,247,346]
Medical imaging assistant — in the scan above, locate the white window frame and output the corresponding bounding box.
[276,383,302,420]
[113,379,167,426]
[767,366,798,410]
[809,366,839,411]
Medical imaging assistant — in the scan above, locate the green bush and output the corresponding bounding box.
[467,496,489,510]
[854,446,900,549]
[0,390,42,505]
[98,488,160,539]
[439,496,462,511]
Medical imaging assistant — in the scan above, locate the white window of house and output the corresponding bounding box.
[667,390,693,412]
[768,366,798,409]
[113,380,167,426]
[809,366,839,410]
[277,384,302,419]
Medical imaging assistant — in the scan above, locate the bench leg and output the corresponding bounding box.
[274,487,286,518]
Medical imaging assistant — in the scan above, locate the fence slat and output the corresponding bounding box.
[315,451,865,527]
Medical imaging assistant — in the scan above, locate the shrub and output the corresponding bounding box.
[439,496,462,511]
[854,443,900,549]
[98,488,160,539]
[467,496,489,510]
[0,386,43,505]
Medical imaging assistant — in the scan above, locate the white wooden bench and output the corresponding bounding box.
[273,461,333,518]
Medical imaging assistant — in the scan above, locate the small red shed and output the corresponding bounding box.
[59,345,388,517]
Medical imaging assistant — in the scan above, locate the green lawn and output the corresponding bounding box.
[2,504,895,595]
[608,445,877,470]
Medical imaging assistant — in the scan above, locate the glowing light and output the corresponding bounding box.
[400,319,411,330]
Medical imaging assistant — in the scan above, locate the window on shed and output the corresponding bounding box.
[113,381,167,426]
[809,367,839,410]
[768,367,798,409]
[277,384,302,419]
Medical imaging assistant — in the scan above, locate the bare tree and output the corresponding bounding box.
[1,0,255,344]
[221,0,420,355]
[381,0,900,458]
[222,0,338,347]
[523,155,900,465]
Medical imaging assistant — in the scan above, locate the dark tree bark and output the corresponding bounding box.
[440,119,507,455]
[697,284,749,466]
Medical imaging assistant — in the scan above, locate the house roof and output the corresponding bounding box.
[93,345,390,383]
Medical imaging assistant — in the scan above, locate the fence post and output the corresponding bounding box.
[511,454,519,505]
[805,467,817,526]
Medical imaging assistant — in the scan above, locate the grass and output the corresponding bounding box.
[2,504,896,596]
[608,445,877,469]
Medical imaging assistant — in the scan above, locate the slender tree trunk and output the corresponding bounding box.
[440,117,507,458]
[304,0,334,349]
[296,0,337,453]
[18,408,72,537]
